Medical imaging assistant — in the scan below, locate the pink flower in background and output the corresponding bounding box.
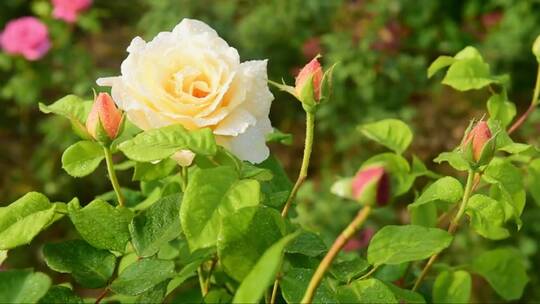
[52,0,92,23]
[0,17,51,61]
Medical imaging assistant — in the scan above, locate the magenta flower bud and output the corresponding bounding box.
[462,120,492,162]
[351,165,390,206]
[86,93,122,141]
[295,56,323,102]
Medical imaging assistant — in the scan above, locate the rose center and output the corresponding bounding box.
[169,66,211,99]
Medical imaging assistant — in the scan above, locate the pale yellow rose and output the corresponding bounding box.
[97,19,274,164]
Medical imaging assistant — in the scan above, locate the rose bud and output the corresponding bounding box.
[86,92,123,141]
[295,56,323,107]
[461,120,495,165]
[351,165,390,207]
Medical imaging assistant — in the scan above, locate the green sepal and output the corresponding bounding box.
[319,62,337,104]
[299,73,317,113]
[476,134,498,167]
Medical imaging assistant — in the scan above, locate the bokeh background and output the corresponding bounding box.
[2,0,540,302]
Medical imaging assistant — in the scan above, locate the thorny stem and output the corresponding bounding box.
[412,169,475,291]
[103,146,125,207]
[280,112,315,217]
[301,206,372,303]
[271,112,316,303]
[508,64,540,134]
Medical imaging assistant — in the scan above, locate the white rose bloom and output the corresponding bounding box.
[97,18,274,164]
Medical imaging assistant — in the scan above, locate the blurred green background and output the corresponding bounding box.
[2,0,540,302]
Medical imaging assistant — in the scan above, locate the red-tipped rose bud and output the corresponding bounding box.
[351,165,390,206]
[86,92,122,141]
[462,120,492,162]
[295,56,323,102]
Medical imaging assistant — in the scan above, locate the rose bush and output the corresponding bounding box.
[0,15,539,304]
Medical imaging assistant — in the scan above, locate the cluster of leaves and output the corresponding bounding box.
[0,44,537,303]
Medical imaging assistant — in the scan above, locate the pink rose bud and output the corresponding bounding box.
[86,93,122,140]
[52,0,92,23]
[295,56,323,102]
[351,165,390,206]
[0,17,51,61]
[462,121,492,162]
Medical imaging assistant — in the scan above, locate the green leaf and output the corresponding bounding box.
[427,56,455,78]
[337,278,397,304]
[528,159,540,206]
[367,225,452,266]
[484,158,523,194]
[218,206,286,281]
[69,199,133,252]
[408,177,463,209]
[136,280,169,304]
[240,163,273,181]
[39,286,83,304]
[166,259,205,296]
[410,202,437,228]
[487,94,516,129]
[433,270,471,304]
[43,240,116,288]
[130,194,182,257]
[498,142,533,155]
[281,268,337,303]
[330,254,370,283]
[0,270,51,303]
[110,259,176,296]
[233,233,298,303]
[133,159,177,181]
[359,119,413,154]
[285,230,327,257]
[442,57,497,91]
[466,194,510,240]
[373,263,409,282]
[484,158,525,225]
[39,95,93,138]
[180,167,260,251]
[258,155,293,208]
[0,192,61,250]
[472,248,528,300]
[39,95,92,123]
[386,284,425,304]
[61,141,104,177]
[203,289,232,304]
[118,124,217,162]
[434,151,470,171]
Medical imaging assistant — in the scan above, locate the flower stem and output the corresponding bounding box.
[180,165,189,192]
[508,64,540,134]
[412,169,475,291]
[103,146,125,207]
[281,112,315,217]
[271,112,315,303]
[301,206,372,303]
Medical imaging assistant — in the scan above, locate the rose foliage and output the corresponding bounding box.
[0,18,538,304]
